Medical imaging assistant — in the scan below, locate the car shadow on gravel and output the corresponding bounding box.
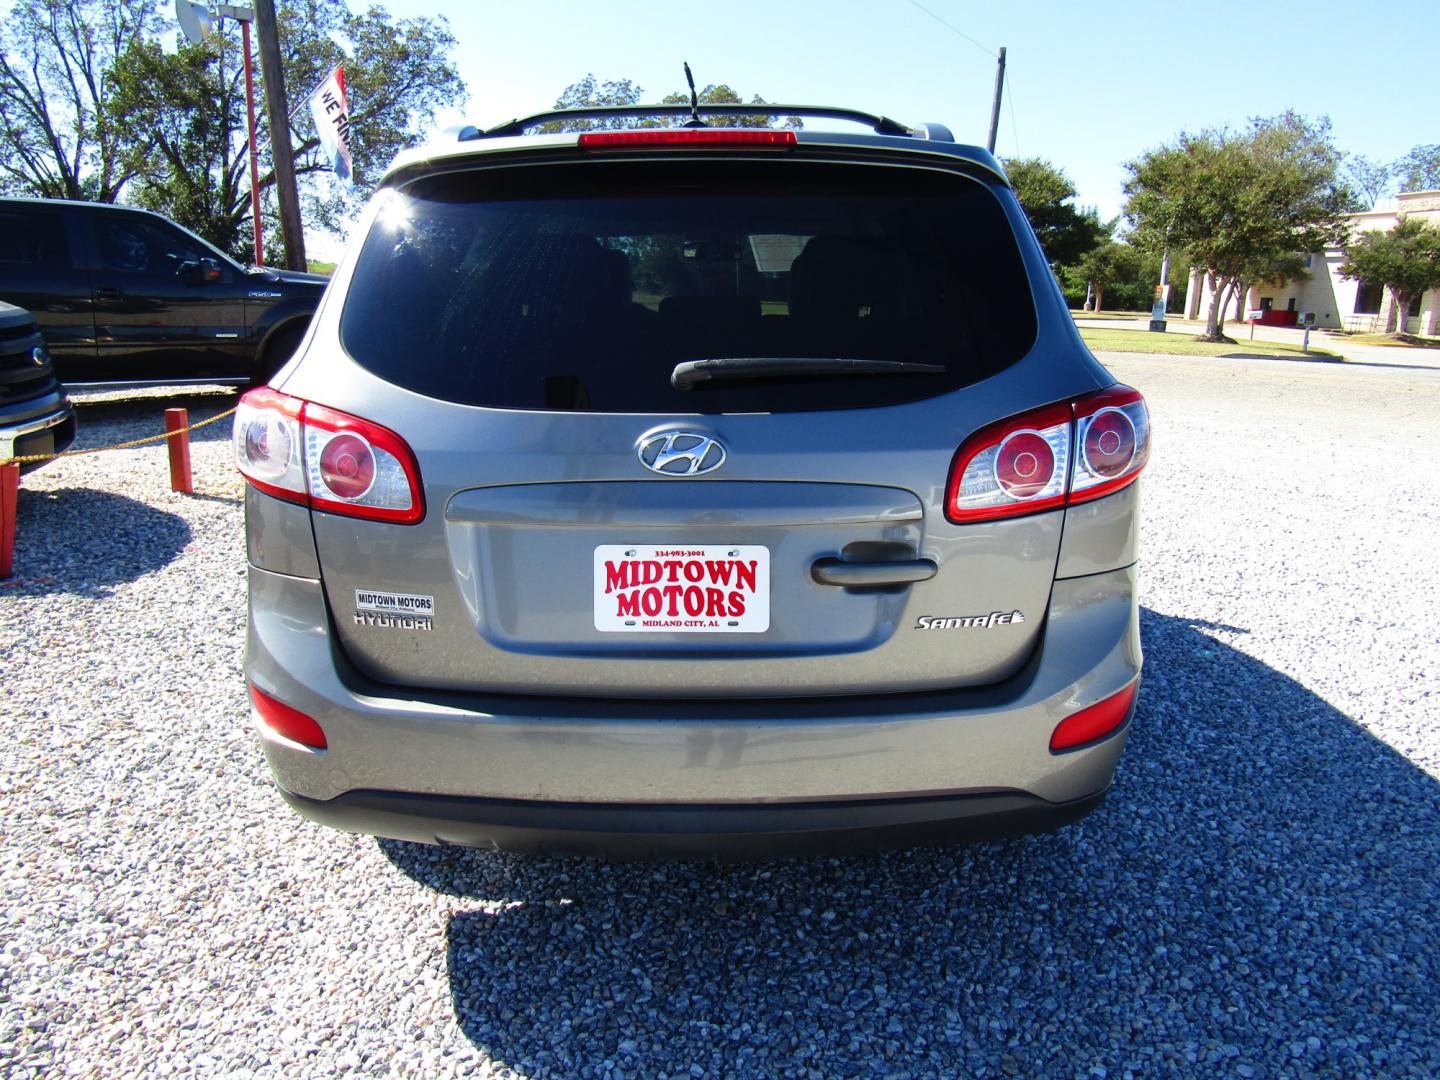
[3,487,190,596]
[380,609,1440,1078]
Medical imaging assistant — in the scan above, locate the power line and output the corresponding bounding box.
[905,0,997,59]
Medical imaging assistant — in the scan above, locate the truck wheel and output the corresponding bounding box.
[254,323,306,385]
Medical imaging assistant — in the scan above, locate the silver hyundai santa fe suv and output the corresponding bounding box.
[235,104,1150,857]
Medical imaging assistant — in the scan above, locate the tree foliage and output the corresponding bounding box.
[1002,157,1106,269]
[0,0,160,200]
[537,74,645,131]
[1338,145,1440,207]
[1075,241,1142,312]
[658,82,801,130]
[1343,153,1392,210]
[539,73,800,133]
[1058,246,1188,314]
[1393,145,1440,194]
[1339,218,1440,335]
[107,37,250,254]
[282,1,465,235]
[1,0,464,261]
[1124,112,1349,341]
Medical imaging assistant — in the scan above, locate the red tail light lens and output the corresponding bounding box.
[578,129,797,149]
[1070,386,1151,505]
[946,385,1150,523]
[249,684,328,750]
[317,432,375,500]
[995,430,1058,499]
[1050,681,1139,752]
[1081,410,1134,478]
[233,389,424,524]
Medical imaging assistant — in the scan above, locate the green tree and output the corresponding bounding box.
[273,1,465,238]
[659,82,801,130]
[1003,157,1106,269]
[0,0,160,200]
[1075,241,1142,313]
[1124,112,1350,342]
[1393,145,1440,193]
[536,74,644,132]
[106,36,250,255]
[1343,153,1392,210]
[4,0,463,260]
[1339,218,1440,335]
[539,73,800,133]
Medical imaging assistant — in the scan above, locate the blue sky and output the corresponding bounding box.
[381,0,1434,222]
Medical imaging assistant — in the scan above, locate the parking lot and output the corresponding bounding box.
[3,353,1439,1078]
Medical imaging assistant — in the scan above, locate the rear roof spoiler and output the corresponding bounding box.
[477,103,929,139]
[398,108,1010,189]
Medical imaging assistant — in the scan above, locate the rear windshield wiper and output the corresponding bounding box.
[671,356,945,390]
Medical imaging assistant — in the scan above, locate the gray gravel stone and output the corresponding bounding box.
[2,359,1439,1078]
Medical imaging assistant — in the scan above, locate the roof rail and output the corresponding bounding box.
[478,103,918,139]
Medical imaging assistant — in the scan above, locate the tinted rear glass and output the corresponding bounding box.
[0,210,69,269]
[342,160,1037,412]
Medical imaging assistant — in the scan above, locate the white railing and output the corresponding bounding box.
[1343,314,1379,333]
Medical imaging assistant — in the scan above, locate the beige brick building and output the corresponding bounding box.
[1187,190,1440,335]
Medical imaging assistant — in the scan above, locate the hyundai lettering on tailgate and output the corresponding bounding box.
[594,546,770,633]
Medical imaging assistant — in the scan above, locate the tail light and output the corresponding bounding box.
[947,385,1149,523]
[1070,385,1151,505]
[249,684,328,750]
[1050,681,1139,752]
[233,387,424,524]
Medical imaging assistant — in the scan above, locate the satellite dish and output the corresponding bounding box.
[175,0,213,44]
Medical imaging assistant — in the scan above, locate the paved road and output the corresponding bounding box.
[3,360,1438,1077]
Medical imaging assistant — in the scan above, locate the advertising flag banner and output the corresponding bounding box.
[309,65,353,187]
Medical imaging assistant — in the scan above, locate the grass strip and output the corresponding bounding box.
[1078,327,1339,359]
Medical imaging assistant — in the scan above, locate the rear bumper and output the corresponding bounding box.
[246,562,1141,854]
[279,784,1112,859]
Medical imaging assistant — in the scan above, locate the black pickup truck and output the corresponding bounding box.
[0,197,326,385]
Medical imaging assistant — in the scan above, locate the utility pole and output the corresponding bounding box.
[253,0,306,270]
[175,2,265,265]
[239,17,263,266]
[986,46,1006,154]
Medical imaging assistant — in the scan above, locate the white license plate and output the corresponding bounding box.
[594,545,770,633]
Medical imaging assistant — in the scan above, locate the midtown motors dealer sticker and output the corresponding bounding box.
[354,589,435,616]
[594,545,770,633]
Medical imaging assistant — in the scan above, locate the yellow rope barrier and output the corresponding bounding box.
[2,406,238,466]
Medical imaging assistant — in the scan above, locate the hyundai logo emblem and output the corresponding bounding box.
[638,431,726,476]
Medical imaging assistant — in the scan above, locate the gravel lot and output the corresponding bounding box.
[3,357,1438,1078]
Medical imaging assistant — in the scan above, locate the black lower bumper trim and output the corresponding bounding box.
[277,786,1110,860]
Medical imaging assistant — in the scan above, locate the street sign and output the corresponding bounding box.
[1148,284,1170,332]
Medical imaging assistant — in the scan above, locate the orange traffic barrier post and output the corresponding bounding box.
[165,408,193,494]
[0,462,17,579]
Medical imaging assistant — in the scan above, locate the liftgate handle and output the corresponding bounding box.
[809,558,938,588]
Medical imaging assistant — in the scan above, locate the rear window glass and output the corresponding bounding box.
[341,161,1037,412]
[0,210,69,269]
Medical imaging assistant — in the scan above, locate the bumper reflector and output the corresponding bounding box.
[249,684,328,750]
[1050,681,1139,752]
